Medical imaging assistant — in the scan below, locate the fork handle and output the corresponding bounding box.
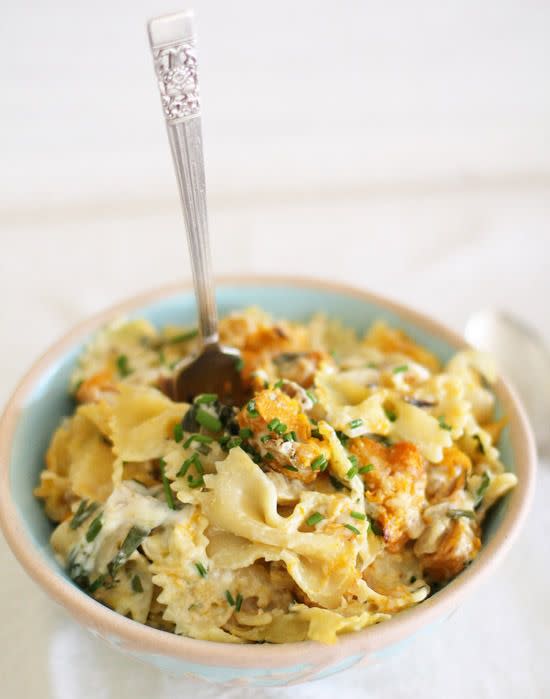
[148,11,218,346]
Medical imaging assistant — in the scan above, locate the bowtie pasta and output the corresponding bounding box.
[35,308,517,644]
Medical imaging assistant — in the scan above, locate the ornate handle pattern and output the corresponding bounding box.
[148,11,218,345]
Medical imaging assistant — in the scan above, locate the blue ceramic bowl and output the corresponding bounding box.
[0,278,536,687]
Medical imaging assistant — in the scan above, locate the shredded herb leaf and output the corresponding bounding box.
[173,423,184,443]
[225,590,235,606]
[196,408,222,432]
[311,454,328,471]
[235,593,243,612]
[70,500,99,530]
[86,515,103,542]
[159,459,175,509]
[306,512,324,527]
[131,574,143,593]
[393,365,408,374]
[448,509,476,520]
[195,562,207,578]
[358,463,375,475]
[344,523,360,535]
[438,416,452,431]
[348,418,363,429]
[350,511,366,520]
[475,472,491,508]
[116,354,132,378]
[108,526,149,578]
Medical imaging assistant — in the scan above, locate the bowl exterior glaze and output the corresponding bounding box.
[0,278,536,686]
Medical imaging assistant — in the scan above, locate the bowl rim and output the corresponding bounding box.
[0,275,536,670]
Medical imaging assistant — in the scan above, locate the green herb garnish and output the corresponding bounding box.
[70,499,98,530]
[311,454,328,471]
[348,454,358,467]
[246,400,259,417]
[173,423,184,443]
[131,574,143,593]
[448,509,476,519]
[158,459,174,508]
[274,379,284,389]
[350,511,366,520]
[188,476,205,489]
[239,427,253,440]
[267,418,281,431]
[393,365,408,374]
[183,433,213,449]
[284,465,299,472]
[273,422,287,435]
[260,435,271,443]
[384,408,397,422]
[235,593,243,612]
[225,590,236,606]
[358,463,375,475]
[196,408,222,432]
[306,389,318,404]
[438,416,452,431]
[86,515,103,542]
[116,354,132,378]
[163,329,198,345]
[475,472,490,508]
[306,512,324,527]
[344,523,360,535]
[346,465,358,479]
[234,357,244,372]
[348,418,363,430]
[227,437,242,449]
[195,562,207,578]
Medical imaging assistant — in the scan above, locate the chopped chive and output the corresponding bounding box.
[219,435,231,449]
[306,512,324,527]
[86,515,103,542]
[177,453,199,477]
[246,400,259,417]
[164,329,198,344]
[350,511,366,520]
[274,422,287,435]
[196,408,222,432]
[260,435,271,443]
[448,509,476,520]
[274,379,284,389]
[227,437,242,449]
[289,431,297,441]
[195,562,207,578]
[393,365,408,374]
[473,434,486,455]
[284,465,299,472]
[475,472,490,508]
[384,408,397,422]
[283,432,295,442]
[239,427,253,440]
[116,354,132,378]
[88,574,107,593]
[235,593,243,612]
[188,476,205,489]
[173,423,184,443]
[310,454,328,471]
[264,452,274,461]
[195,393,218,405]
[267,418,281,431]
[366,362,378,369]
[160,459,175,509]
[108,526,149,578]
[348,418,363,430]
[131,574,143,593]
[348,454,358,467]
[234,357,244,372]
[344,523,360,535]
[346,465,359,479]
[70,500,98,530]
[336,431,349,446]
[183,433,213,448]
[225,590,235,606]
[305,389,318,404]
[438,416,452,431]
[309,417,319,426]
[329,475,345,491]
[358,463,375,475]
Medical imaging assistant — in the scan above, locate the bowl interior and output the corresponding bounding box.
[9,283,513,592]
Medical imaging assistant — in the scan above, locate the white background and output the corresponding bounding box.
[1,1,549,697]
